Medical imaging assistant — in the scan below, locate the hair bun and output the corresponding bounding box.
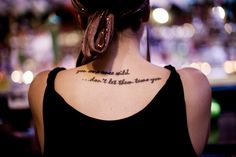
[73,0,150,66]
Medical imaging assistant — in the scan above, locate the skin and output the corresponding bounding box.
[28,22,212,156]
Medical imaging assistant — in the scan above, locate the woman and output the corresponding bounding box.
[28,0,212,156]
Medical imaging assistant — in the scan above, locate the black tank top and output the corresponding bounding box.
[42,65,197,156]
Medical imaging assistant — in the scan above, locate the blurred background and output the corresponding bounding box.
[0,0,236,156]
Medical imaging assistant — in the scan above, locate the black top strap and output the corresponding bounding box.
[164,64,176,72]
[46,67,66,89]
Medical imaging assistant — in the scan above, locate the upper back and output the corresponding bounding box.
[29,64,211,156]
[54,64,170,121]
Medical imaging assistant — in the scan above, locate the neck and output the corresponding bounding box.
[88,27,146,71]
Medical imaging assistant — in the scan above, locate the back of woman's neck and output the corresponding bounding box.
[90,36,144,71]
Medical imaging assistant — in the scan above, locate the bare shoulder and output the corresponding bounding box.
[177,67,212,106]
[29,70,50,89]
[28,70,51,118]
[28,70,50,106]
[177,67,212,156]
[28,70,50,153]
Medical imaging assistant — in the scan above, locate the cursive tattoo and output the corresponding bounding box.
[76,69,130,76]
[77,69,161,85]
[82,77,161,85]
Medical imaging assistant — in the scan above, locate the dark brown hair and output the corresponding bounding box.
[71,0,150,66]
[72,0,150,31]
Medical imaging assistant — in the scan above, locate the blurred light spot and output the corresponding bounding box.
[152,8,169,24]
[211,99,221,119]
[201,62,212,75]
[183,23,195,38]
[212,6,225,20]
[48,13,60,24]
[176,26,185,38]
[224,60,235,74]
[65,32,80,46]
[11,70,23,83]
[59,31,81,47]
[190,62,201,70]
[190,62,211,76]
[23,71,34,85]
[159,26,173,39]
[224,23,233,34]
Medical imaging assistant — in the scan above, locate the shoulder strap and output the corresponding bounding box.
[164,64,176,72]
[164,65,183,87]
[163,65,195,153]
[164,64,184,97]
[46,67,66,89]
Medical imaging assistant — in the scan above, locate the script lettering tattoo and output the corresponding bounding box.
[82,77,161,85]
[76,69,130,75]
[77,69,161,85]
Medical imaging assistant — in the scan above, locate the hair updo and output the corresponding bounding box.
[72,0,150,30]
[71,0,150,66]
